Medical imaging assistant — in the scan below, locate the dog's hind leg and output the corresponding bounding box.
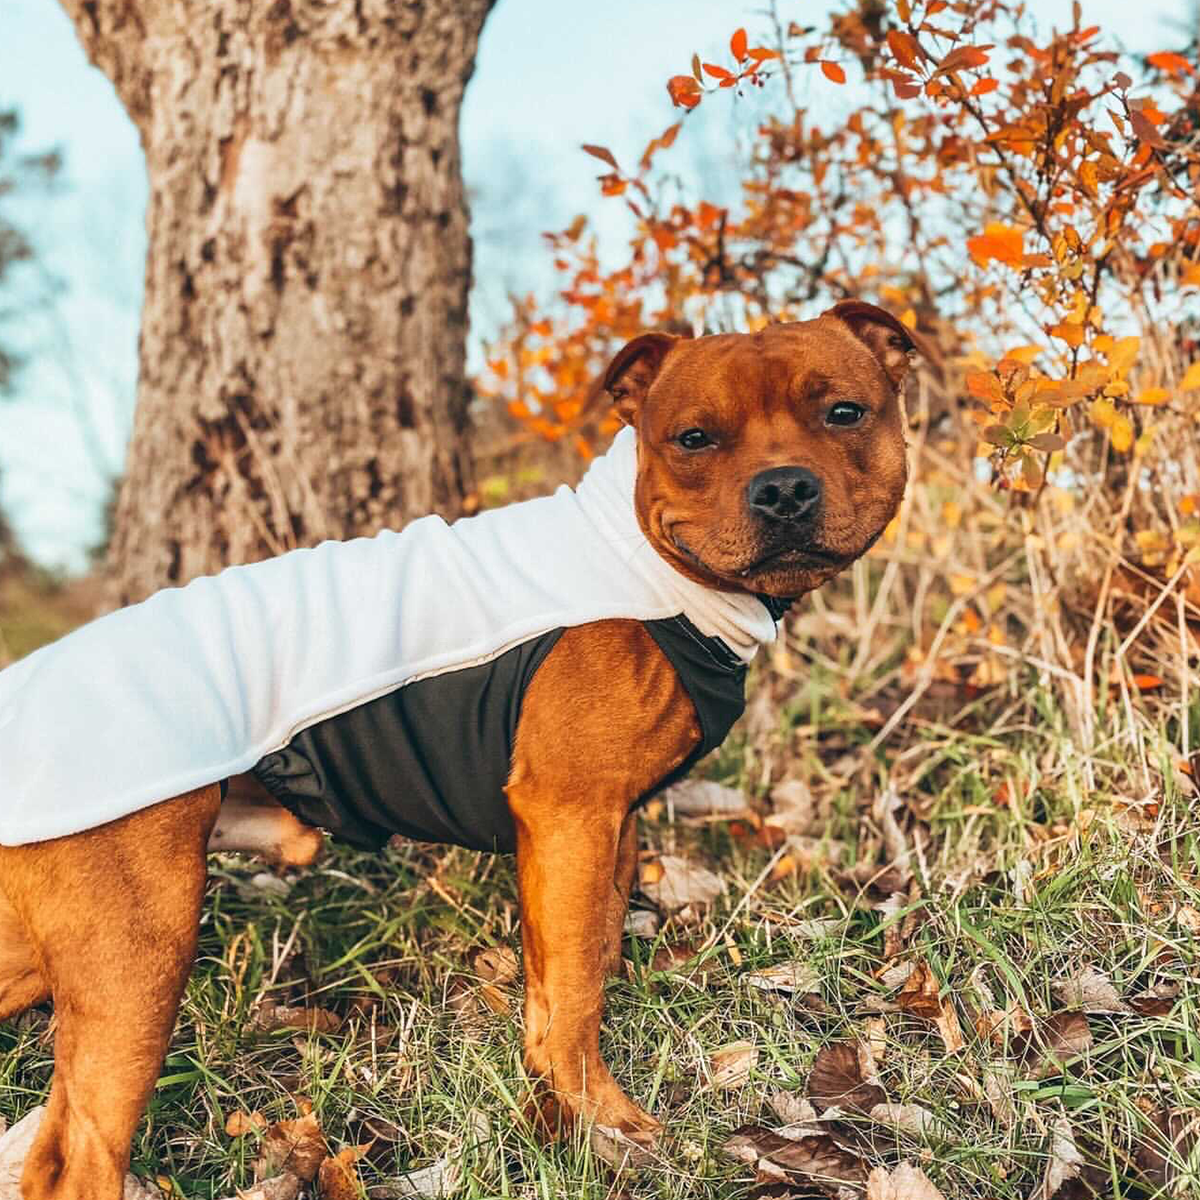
[0,785,220,1200]
[207,773,324,867]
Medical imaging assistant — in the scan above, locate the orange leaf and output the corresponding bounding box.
[703,62,733,80]
[1050,321,1085,348]
[886,29,923,71]
[581,143,618,170]
[747,46,782,62]
[970,77,999,96]
[820,60,847,84]
[667,75,703,109]
[966,372,1005,403]
[937,44,992,74]
[1180,361,1200,390]
[966,222,1025,268]
[731,27,748,62]
[1133,674,1163,690]
[1147,51,1195,76]
[1129,108,1167,149]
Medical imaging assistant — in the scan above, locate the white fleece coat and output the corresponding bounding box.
[0,429,779,846]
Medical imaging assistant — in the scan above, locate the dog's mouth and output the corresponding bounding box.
[734,544,848,577]
[670,534,849,582]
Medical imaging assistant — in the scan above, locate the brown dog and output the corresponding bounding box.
[0,301,914,1198]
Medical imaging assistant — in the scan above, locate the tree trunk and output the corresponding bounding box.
[60,0,493,603]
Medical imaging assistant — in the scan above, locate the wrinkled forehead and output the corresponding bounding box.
[645,322,887,417]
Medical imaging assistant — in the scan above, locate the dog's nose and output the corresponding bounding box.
[747,466,822,523]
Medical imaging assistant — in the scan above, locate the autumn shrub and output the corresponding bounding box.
[480,0,1200,773]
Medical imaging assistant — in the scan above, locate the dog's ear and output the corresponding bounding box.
[603,332,680,425]
[822,300,926,389]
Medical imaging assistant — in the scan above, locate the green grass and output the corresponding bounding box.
[1,562,1197,1197]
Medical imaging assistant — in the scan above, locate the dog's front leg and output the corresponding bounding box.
[505,622,701,1141]
[510,799,657,1138]
[601,810,638,978]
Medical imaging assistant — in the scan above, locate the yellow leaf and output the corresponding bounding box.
[949,573,976,596]
[1135,387,1169,405]
[1106,336,1140,377]
[1180,361,1200,390]
[942,500,962,528]
[1110,414,1134,453]
[1136,529,1172,554]
[900,307,917,329]
[1090,397,1116,428]
[1093,334,1114,354]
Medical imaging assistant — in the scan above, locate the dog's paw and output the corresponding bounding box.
[524,1060,662,1144]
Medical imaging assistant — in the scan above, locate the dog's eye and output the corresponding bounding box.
[826,402,866,427]
[676,428,713,450]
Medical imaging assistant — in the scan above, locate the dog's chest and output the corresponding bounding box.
[248,615,747,854]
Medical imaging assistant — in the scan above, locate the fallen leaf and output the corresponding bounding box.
[471,944,518,985]
[222,1178,299,1200]
[1135,1107,1199,1192]
[1128,982,1181,1016]
[866,1160,948,1199]
[763,1134,868,1188]
[869,1103,952,1142]
[662,779,752,818]
[711,1041,759,1089]
[650,940,703,974]
[1033,1111,1084,1200]
[255,1112,327,1184]
[1051,966,1131,1014]
[317,1144,371,1200]
[982,1065,1016,1128]
[1014,1012,1093,1078]
[376,1156,460,1198]
[898,960,965,1053]
[639,855,725,909]
[877,960,916,989]
[477,983,511,1016]
[872,788,912,875]
[249,1003,342,1035]
[807,1043,886,1114]
[767,779,820,834]
[589,1124,659,1171]
[1176,905,1200,934]
[225,1109,268,1137]
[745,960,821,995]
[974,1004,1033,1044]
[624,908,660,938]
[768,1092,819,1127]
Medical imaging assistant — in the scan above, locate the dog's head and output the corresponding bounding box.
[604,302,916,599]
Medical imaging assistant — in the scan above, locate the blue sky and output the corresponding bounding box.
[0,0,1191,568]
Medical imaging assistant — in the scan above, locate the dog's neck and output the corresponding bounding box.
[572,427,783,662]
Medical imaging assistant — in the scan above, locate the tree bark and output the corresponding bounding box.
[60,0,493,602]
